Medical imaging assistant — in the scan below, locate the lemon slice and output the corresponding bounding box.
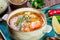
[52,16,60,34]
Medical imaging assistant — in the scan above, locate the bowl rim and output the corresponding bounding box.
[8,0,28,5]
[7,8,46,32]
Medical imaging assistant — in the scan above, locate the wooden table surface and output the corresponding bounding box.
[44,0,60,7]
[4,0,60,14]
[4,0,60,13]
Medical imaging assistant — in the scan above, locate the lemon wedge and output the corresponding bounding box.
[52,16,60,34]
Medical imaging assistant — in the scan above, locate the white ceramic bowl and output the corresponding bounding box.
[0,0,8,14]
[2,8,52,40]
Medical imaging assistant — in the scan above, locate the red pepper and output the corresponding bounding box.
[48,9,60,16]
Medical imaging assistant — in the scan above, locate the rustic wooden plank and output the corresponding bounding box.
[55,0,60,4]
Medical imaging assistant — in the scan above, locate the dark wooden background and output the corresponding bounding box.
[44,0,60,7]
[9,0,60,11]
[1,0,60,17]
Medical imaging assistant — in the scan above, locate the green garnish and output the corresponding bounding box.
[47,16,60,21]
[16,17,26,24]
[47,16,52,20]
[56,16,60,20]
[30,0,44,8]
[16,16,31,24]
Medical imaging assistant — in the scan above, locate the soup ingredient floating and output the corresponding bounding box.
[10,11,44,32]
[48,9,60,16]
[52,16,60,34]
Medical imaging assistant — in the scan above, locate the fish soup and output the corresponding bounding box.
[9,11,44,32]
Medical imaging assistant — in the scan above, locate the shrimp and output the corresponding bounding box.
[30,21,43,30]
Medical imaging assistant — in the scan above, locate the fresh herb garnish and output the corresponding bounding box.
[47,16,60,21]
[17,17,26,24]
[16,16,31,24]
[30,0,44,8]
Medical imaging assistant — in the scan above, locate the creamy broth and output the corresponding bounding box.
[9,11,44,32]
